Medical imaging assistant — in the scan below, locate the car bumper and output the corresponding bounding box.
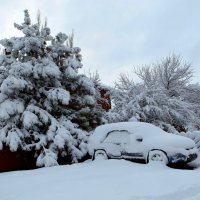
[169,152,198,164]
[187,153,198,162]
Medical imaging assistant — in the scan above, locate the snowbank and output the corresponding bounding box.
[0,160,200,200]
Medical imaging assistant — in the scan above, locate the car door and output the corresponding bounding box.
[103,130,130,157]
[121,133,144,160]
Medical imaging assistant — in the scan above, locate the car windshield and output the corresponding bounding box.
[103,130,130,144]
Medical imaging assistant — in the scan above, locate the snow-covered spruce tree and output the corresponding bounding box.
[47,33,103,131]
[0,10,102,167]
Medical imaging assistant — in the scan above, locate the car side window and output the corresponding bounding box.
[103,130,130,144]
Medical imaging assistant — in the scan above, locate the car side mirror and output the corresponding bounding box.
[135,135,143,142]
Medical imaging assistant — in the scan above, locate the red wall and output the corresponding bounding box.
[98,88,111,112]
[0,146,36,172]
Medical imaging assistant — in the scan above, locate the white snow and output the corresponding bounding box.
[47,88,70,105]
[0,99,24,120]
[1,160,200,200]
[36,149,58,167]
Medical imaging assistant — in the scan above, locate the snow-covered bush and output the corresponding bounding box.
[0,10,103,167]
[106,60,200,133]
[184,131,200,151]
[106,86,199,133]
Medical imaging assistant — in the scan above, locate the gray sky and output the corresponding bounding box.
[0,0,200,85]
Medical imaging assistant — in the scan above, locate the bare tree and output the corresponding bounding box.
[134,54,193,96]
[134,64,158,88]
[115,72,135,91]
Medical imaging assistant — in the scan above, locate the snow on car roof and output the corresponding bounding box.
[95,122,165,138]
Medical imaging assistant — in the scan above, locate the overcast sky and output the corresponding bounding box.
[0,0,200,85]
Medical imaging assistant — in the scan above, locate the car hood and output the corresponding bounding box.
[144,133,195,150]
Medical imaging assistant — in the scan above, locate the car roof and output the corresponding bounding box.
[95,122,165,134]
[92,122,166,142]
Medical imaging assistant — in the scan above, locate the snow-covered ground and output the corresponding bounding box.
[1,160,200,200]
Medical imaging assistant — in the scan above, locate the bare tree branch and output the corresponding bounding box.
[134,54,193,96]
[115,72,135,91]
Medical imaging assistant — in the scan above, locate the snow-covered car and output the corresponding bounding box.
[88,122,198,165]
